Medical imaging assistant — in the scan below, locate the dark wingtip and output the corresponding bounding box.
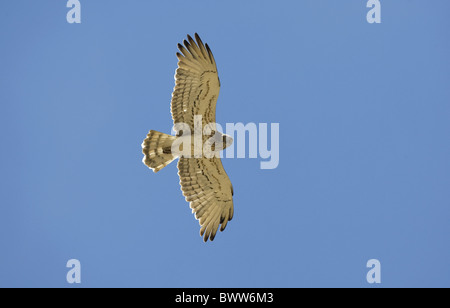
[194,33,204,48]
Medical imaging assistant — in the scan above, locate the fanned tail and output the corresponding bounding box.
[142,130,177,172]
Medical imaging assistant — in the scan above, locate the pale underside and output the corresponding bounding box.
[171,34,234,241]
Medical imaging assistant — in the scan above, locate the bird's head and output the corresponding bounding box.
[222,134,233,150]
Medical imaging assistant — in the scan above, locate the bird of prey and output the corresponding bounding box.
[142,33,234,242]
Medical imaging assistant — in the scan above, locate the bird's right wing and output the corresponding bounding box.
[170,33,221,130]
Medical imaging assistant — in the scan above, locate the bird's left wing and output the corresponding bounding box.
[178,157,234,242]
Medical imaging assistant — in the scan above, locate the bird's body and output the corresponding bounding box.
[142,34,234,242]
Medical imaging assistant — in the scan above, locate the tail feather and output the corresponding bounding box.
[142,130,177,172]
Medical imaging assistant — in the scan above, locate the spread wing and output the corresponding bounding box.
[178,157,234,242]
[171,33,220,130]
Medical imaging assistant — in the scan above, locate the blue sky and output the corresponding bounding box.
[1,0,449,287]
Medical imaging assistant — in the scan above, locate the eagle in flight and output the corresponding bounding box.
[142,33,234,242]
